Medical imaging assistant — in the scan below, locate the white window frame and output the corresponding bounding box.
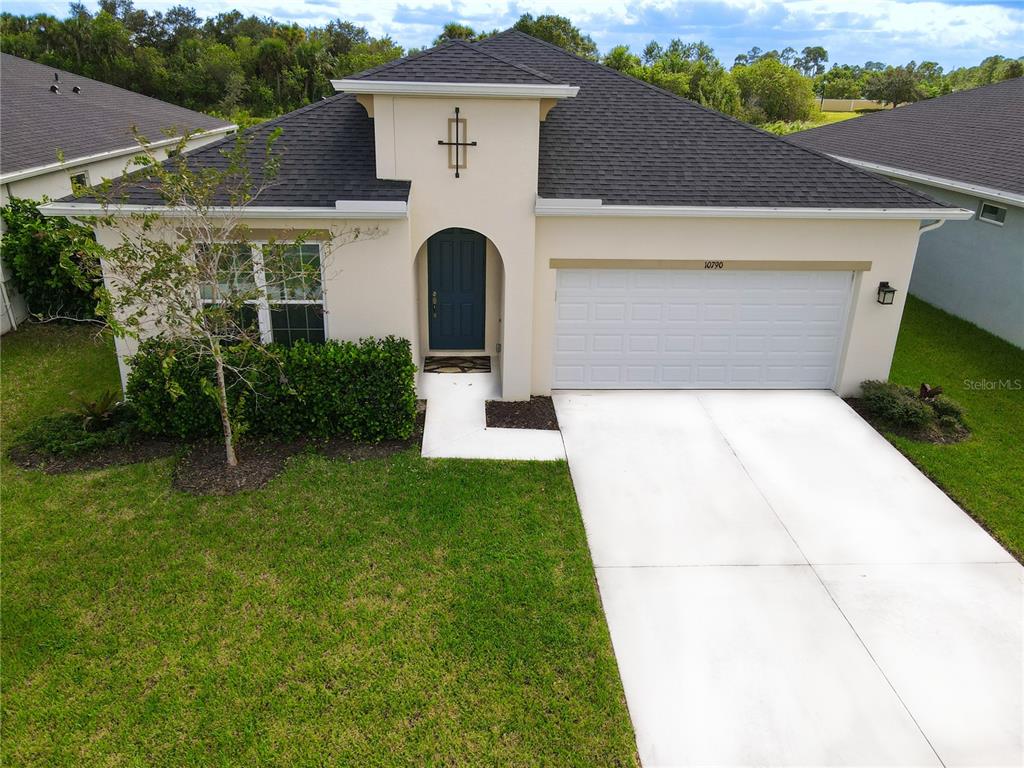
[70,170,90,189]
[977,201,1007,227]
[200,241,326,344]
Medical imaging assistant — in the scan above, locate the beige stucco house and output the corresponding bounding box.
[42,32,971,399]
[1,53,234,333]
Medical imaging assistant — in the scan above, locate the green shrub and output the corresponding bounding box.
[929,394,964,421]
[859,380,934,428]
[12,407,139,458]
[0,197,99,318]
[126,336,417,442]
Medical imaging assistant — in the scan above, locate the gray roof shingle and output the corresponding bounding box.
[1,53,232,177]
[71,94,410,207]
[788,77,1024,197]
[61,33,945,211]
[350,39,560,84]
[478,31,941,209]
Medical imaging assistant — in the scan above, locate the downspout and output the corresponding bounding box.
[918,219,946,235]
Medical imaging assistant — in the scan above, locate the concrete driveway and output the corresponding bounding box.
[554,390,1022,768]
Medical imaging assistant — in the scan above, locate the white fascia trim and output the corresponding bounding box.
[0,126,237,185]
[38,200,408,220]
[534,197,974,220]
[332,79,579,99]
[831,155,1024,208]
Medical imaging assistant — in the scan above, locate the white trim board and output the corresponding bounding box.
[38,200,409,220]
[535,197,974,220]
[829,156,1024,208]
[332,80,579,99]
[0,126,237,185]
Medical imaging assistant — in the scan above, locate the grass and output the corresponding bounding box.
[818,110,862,124]
[1,325,638,767]
[888,296,1024,559]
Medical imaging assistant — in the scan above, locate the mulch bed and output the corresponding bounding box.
[11,403,429,496]
[172,438,308,495]
[7,438,178,474]
[485,396,559,431]
[845,398,970,444]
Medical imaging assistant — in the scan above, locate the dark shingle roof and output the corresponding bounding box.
[0,53,232,176]
[478,31,939,208]
[350,39,560,84]
[788,78,1024,197]
[60,31,945,211]
[72,94,410,207]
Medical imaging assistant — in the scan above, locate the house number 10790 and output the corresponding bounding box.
[704,260,724,269]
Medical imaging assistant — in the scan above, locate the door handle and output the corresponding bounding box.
[431,290,438,318]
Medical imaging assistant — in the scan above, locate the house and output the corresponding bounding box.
[791,78,1023,347]
[41,32,971,399]
[0,53,235,333]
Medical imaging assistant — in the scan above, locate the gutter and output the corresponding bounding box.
[0,126,237,185]
[38,200,409,220]
[332,80,579,99]
[535,198,974,220]
[829,156,1024,209]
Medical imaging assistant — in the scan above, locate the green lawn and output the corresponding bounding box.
[818,110,861,124]
[1,326,637,767]
[889,296,1024,559]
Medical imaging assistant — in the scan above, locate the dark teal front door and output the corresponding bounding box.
[428,228,486,350]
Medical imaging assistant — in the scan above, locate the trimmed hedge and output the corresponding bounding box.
[126,337,417,442]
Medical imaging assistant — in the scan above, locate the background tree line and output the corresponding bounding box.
[2,4,1022,127]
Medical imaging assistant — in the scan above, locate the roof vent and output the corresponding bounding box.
[50,83,60,94]
[72,85,81,94]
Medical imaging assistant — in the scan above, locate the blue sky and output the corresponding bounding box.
[7,0,1024,68]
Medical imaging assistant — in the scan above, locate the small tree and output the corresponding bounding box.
[863,64,925,106]
[72,129,381,466]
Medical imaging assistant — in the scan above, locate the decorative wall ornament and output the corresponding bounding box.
[437,106,477,178]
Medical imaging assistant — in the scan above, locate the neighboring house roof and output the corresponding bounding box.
[350,39,560,85]
[0,53,233,180]
[789,78,1024,201]
[59,31,945,212]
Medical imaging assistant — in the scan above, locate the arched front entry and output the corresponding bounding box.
[426,228,487,350]
[415,227,505,366]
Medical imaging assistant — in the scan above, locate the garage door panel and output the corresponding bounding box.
[553,269,852,389]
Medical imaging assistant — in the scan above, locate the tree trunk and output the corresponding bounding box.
[213,349,238,467]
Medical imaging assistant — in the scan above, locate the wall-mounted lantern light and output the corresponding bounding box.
[877,281,897,305]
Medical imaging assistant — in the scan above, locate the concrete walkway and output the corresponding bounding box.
[419,371,565,460]
[555,390,1022,768]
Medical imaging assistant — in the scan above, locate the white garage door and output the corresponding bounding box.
[553,269,853,389]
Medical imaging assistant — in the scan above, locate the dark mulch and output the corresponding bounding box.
[7,438,178,474]
[846,398,970,444]
[172,438,308,495]
[173,406,427,495]
[486,396,559,431]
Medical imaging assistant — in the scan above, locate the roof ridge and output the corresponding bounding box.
[178,93,348,161]
[480,31,944,208]
[348,40,460,79]
[463,39,560,83]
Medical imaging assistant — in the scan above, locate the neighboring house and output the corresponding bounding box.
[42,32,970,398]
[791,78,1023,347]
[0,53,235,333]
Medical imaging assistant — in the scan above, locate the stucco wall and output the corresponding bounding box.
[372,95,541,399]
[902,183,1023,348]
[532,216,924,396]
